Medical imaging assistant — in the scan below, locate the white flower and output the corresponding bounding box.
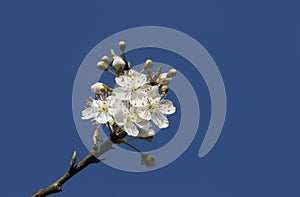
[135,86,176,128]
[81,97,112,124]
[130,85,160,107]
[148,70,173,85]
[113,70,147,106]
[91,82,106,94]
[109,97,151,136]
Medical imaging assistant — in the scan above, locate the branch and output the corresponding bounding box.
[32,140,114,197]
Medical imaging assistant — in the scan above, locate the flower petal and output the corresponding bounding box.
[135,119,151,129]
[115,75,132,87]
[95,100,104,108]
[124,120,139,136]
[95,112,111,124]
[134,73,146,88]
[130,89,146,107]
[136,108,151,120]
[152,111,169,128]
[113,110,125,125]
[113,87,131,100]
[91,100,100,108]
[145,86,160,99]
[81,108,97,120]
[161,77,172,85]
[159,100,176,115]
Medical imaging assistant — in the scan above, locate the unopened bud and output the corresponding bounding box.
[167,69,177,78]
[91,82,106,94]
[144,59,153,69]
[141,154,156,168]
[161,85,168,93]
[110,49,117,57]
[112,56,126,72]
[138,129,155,142]
[118,41,126,53]
[154,65,162,78]
[101,56,110,64]
[97,61,108,70]
[71,150,77,164]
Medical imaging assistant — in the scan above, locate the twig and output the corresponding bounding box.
[32,140,114,197]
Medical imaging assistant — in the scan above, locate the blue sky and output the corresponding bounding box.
[0,0,299,196]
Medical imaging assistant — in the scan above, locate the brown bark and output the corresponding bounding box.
[32,140,114,197]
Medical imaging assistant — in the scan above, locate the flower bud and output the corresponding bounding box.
[144,59,153,69]
[112,56,126,72]
[97,61,108,70]
[167,68,177,78]
[71,150,77,164]
[110,49,117,57]
[138,129,155,142]
[91,82,106,94]
[158,73,173,85]
[101,56,110,64]
[161,85,168,93]
[141,154,156,168]
[118,41,126,53]
[154,65,162,78]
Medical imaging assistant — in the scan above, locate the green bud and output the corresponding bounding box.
[161,85,168,93]
[72,150,77,164]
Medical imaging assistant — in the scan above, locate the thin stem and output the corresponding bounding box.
[122,140,143,154]
[107,69,117,76]
[121,53,127,63]
[140,68,145,73]
[32,140,114,197]
[106,122,113,134]
[125,137,139,142]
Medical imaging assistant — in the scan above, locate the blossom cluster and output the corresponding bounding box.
[81,41,176,143]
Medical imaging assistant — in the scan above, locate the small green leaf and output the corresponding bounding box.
[72,150,77,163]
